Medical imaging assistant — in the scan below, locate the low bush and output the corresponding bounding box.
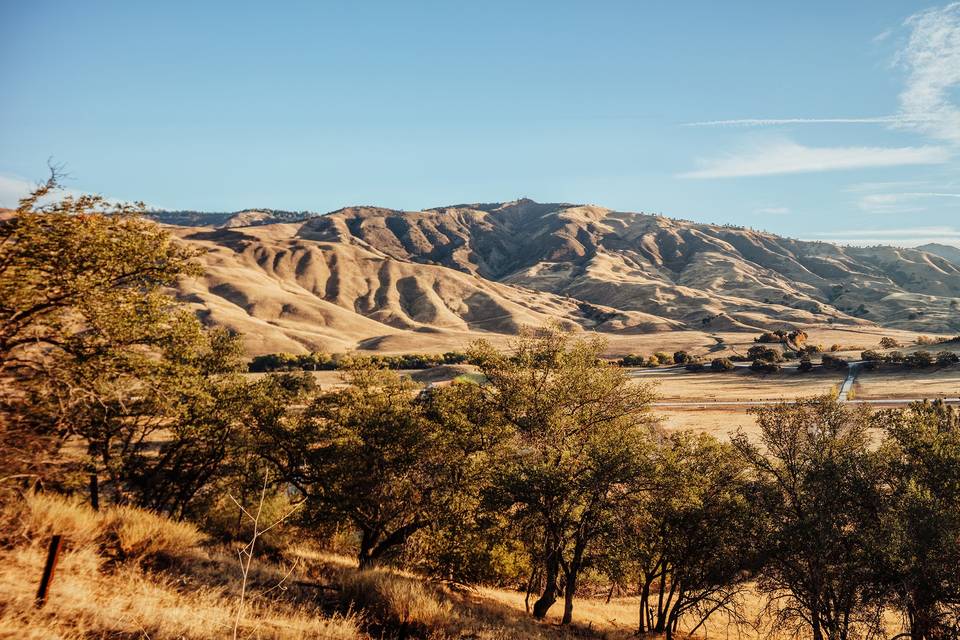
[907,350,934,368]
[710,357,735,372]
[821,354,849,370]
[6,493,204,567]
[653,352,673,365]
[337,568,452,633]
[747,345,782,363]
[936,350,960,366]
[750,359,781,373]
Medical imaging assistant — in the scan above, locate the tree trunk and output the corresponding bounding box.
[908,599,936,640]
[358,528,377,569]
[811,604,824,640]
[560,539,586,625]
[532,552,560,619]
[561,566,577,625]
[638,578,652,633]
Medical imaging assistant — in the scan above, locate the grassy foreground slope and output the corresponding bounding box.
[0,494,612,640]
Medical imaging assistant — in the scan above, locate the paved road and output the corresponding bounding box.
[837,362,863,402]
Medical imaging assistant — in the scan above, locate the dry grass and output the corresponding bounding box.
[852,367,960,400]
[641,369,845,402]
[659,407,760,439]
[0,495,910,640]
[290,548,601,639]
[0,494,362,640]
[0,496,599,639]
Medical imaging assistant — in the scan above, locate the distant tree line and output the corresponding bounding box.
[249,351,471,372]
[4,177,960,638]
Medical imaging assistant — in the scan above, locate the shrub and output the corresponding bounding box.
[861,350,885,362]
[685,361,705,372]
[936,351,960,366]
[750,359,781,373]
[338,569,452,632]
[710,357,735,372]
[673,350,690,364]
[109,505,206,563]
[798,358,814,373]
[654,352,674,365]
[888,350,906,363]
[8,493,204,566]
[755,332,783,344]
[821,354,849,370]
[879,337,901,349]
[619,353,646,366]
[908,351,934,368]
[748,345,782,362]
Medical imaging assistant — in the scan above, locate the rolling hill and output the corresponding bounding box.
[159,200,960,355]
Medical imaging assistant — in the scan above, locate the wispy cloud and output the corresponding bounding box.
[873,28,894,44]
[844,180,935,192]
[810,226,960,238]
[685,3,960,145]
[895,2,960,143]
[684,116,909,127]
[679,141,949,179]
[805,225,960,246]
[858,190,960,213]
[755,206,790,215]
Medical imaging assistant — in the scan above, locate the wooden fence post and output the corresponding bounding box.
[36,534,63,608]
[89,474,99,511]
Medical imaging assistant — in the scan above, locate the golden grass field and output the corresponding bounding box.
[852,367,960,400]
[639,369,846,402]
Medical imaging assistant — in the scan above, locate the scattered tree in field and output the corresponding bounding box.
[880,337,901,349]
[908,350,934,368]
[935,350,959,366]
[821,353,849,370]
[673,350,690,364]
[747,345,782,363]
[711,357,735,371]
[733,398,886,640]
[619,353,647,366]
[654,351,674,365]
[470,327,657,624]
[750,359,781,373]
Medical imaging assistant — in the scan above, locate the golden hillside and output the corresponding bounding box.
[159,200,960,355]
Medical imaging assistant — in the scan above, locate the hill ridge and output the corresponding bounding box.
[160,200,960,354]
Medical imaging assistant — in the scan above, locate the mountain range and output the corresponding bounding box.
[152,200,960,355]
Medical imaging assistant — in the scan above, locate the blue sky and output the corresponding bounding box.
[1,1,959,245]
